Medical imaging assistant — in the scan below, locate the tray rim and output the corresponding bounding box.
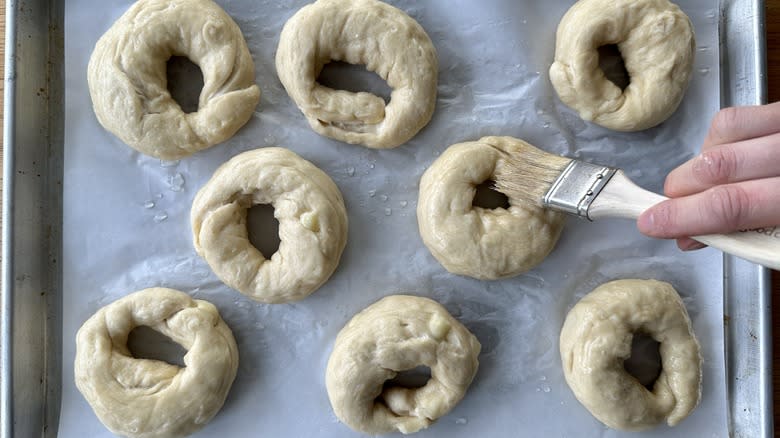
[0,0,773,436]
[2,0,65,436]
[719,0,773,436]
[0,0,16,434]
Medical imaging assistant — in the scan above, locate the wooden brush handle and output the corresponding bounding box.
[589,170,780,270]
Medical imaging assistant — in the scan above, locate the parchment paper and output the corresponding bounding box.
[62,0,726,436]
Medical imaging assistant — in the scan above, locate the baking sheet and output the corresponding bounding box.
[61,0,726,436]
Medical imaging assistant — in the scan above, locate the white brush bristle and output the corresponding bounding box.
[494,148,572,206]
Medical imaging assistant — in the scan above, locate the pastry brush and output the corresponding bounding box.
[492,147,780,270]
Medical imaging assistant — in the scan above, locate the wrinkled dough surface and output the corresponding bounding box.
[560,279,702,431]
[88,0,260,160]
[191,147,348,303]
[276,0,437,148]
[326,295,481,435]
[549,0,695,131]
[417,136,566,279]
[74,288,239,438]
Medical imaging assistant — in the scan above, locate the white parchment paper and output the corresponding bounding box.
[62,0,726,436]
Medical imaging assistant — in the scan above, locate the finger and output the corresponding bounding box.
[703,101,780,149]
[638,177,780,238]
[676,237,707,251]
[664,132,780,197]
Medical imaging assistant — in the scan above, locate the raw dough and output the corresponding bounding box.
[88,0,261,160]
[191,147,348,303]
[559,279,702,431]
[74,288,239,438]
[275,0,438,148]
[326,295,481,434]
[417,136,566,279]
[549,0,695,131]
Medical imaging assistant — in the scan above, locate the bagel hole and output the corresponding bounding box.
[624,333,662,390]
[127,326,187,367]
[166,56,204,114]
[377,366,432,405]
[472,180,510,210]
[317,61,392,103]
[247,204,281,258]
[598,44,630,91]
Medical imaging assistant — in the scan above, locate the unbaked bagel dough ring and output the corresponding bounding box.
[74,288,239,438]
[549,0,695,131]
[88,0,261,160]
[326,295,481,435]
[275,0,438,148]
[560,279,702,431]
[191,147,348,303]
[417,136,566,280]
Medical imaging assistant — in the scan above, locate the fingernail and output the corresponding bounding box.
[663,170,682,197]
[637,209,657,234]
[680,240,708,251]
[639,201,675,237]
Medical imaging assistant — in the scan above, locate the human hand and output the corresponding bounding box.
[637,101,780,250]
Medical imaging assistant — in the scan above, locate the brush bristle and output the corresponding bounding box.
[493,147,572,207]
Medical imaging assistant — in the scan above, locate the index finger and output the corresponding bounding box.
[664,132,780,197]
[703,101,780,149]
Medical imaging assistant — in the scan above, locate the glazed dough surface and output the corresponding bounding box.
[191,147,348,303]
[326,295,481,435]
[549,0,695,131]
[560,279,702,431]
[417,136,566,279]
[276,0,438,148]
[74,288,239,438]
[88,0,260,160]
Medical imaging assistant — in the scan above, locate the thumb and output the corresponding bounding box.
[637,199,678,238]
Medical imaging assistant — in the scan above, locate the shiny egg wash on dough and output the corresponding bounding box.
[560,279,702,431]
[418,136,566,280]
[549,0,695,131]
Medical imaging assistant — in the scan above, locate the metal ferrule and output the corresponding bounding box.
[542,160,617,220]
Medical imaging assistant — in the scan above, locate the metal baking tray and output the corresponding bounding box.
[0,0,772,436]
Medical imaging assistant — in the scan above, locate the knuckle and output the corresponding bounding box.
[706,185,752,231]
[693,147,738,185]
[709,107,742,142]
